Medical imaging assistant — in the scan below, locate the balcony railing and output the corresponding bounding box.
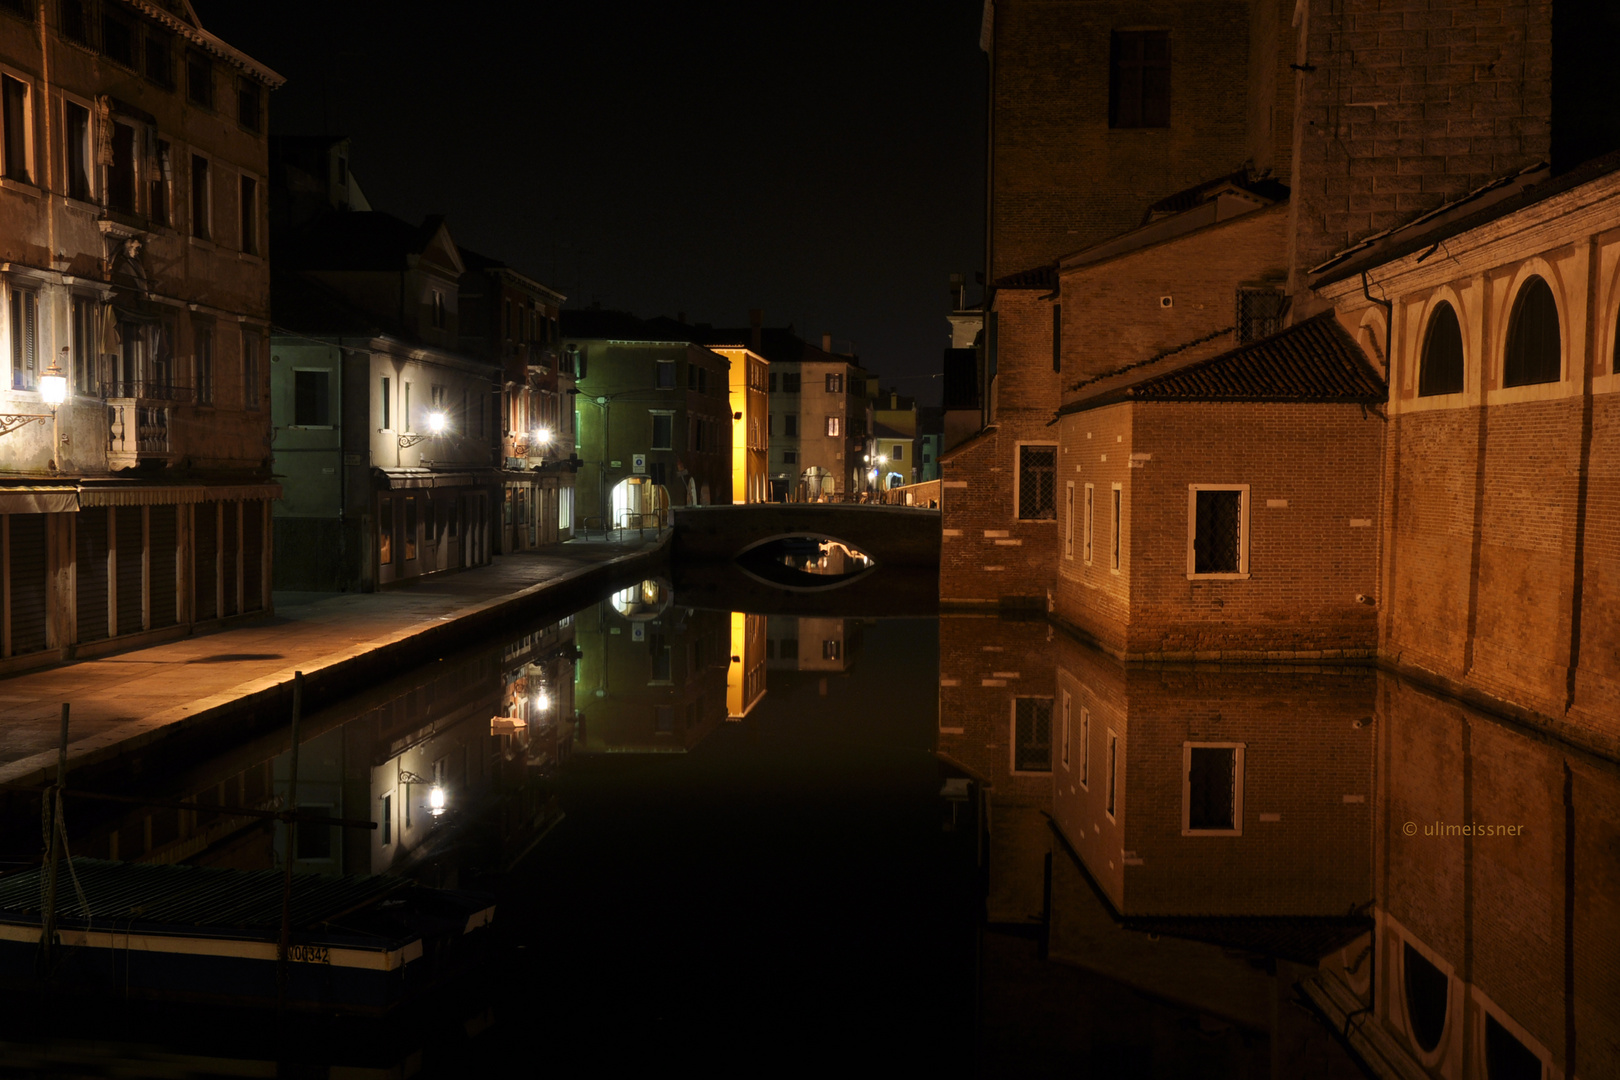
[101,379,196,403]
[108,402,172,465]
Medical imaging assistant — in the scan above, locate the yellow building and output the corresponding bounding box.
[710,346,770,503]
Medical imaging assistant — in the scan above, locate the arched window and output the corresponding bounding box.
[1404,942,1449,1053]
[1503,276,1561,387]
[1419,301,1465,396]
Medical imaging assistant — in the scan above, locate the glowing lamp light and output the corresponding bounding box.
[532,426,552,445]
[427,411,447,434]
[429,785,446,816]
[536,690,551,711]
[40,350,67,408]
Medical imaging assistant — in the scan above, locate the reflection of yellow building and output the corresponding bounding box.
[711,346,770,503]
[727,611,768,719]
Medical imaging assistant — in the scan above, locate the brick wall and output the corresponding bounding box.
[1290,0,1555,288]
[940,289,1063,604]
[1058,204,1291,386]
[989,0,1282,281]
[1056,401,1382,658]
[1052,631,1376,917]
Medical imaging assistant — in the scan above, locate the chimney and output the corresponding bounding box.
[749,308,762,351]
[822,332,832,354]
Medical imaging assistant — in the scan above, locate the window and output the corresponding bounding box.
[1403,943,1449,1054]
[145,29,172,87]
[651,412,673,450]
[1235,287,1288,344]
[1188,484,1248,577]
[1012,697,1053,774]
[1,75,30,183]
[380,375,392,429]
[61,0,89,45]
[380,794,391,846]
[825,416,840,437]
[237,77,260,132]
[239,174,257,254]
[1017,444,1057,520]
[782,450,797,465]
[825,373,843,393]
[1417,301,1466,397]
[1111,485,1123,572]
[378,498,393,564]
[1182,742,1244,835]
[1484,1015,1543,1080]
[1109,29,1170,128]
[107,120,136,213]
[9,287,35,389]
[430,289,445,329]
[892,444,902,461]
[241,332,260,409]
[768,372,777,392]
[1083,483,1094,564]
[784,414,797,437]
[403,496,417,561]
[823,639,841,660]
[782,373,800,393]
[1064,481,1075,559]
[1079,707,1090,788]
[1060,691,1071,767]
[100,9,134,67]
[1052,302,1062,372]
[294,370,330,426]
[186,51,212,108]
[657,360,675,388]
[1503,275,1561,387]
[194,323,213,404]
[190,154,209,239]
[1106,731,1119,818]
[63,101,90,201]
[295,807,333,860]
[148,139,171,226]
[403,381,413,431]
[70,296,94,394]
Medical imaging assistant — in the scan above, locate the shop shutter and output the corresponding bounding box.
[195,501,219,621]
[115,507,144,636]
[8,514,47,654]
[76,508,110,643]
[221,501,239,616]
[149,505,177,628]
[242,500,263,612]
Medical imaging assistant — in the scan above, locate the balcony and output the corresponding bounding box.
[107,394,177,469]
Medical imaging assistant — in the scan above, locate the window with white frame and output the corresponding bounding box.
[1079,706,1090,788]
[1011,697,1053,774]
[1105,730,1119,818]
[9,286,35,390]
[651,411,673,450]
[1188,484,1249,577]
[1182,742,1244,835]
[1060,690,1071,767]
[1083,483,1094,564]
[825,372,843,393]
[1110,483,1122,572]
[1018,444,1057,520]
[0,74,30,185]
[1064,481,1075,559]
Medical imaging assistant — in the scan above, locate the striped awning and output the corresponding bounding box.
[0,488,77,513]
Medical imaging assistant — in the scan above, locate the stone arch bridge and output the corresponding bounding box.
[671,504,941,569]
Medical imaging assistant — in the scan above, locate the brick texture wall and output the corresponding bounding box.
[1056,401,1382,658]
[1290,0,1554,288]
[1052,630,1376,918]
[989,0,1286,281]
[940,289,1063,604]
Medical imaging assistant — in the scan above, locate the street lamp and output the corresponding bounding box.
[398,410,447,449]
[41,348,67,473]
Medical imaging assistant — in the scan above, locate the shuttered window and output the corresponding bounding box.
[243,500,263,612]
[149,505,177,628]
[8,514,46,654]
[114,507,143,636]
[221,501,239,616]
[195,501,219,620]
[75,508,110,643]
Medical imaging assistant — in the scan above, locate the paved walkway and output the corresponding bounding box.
[0,532,669,784]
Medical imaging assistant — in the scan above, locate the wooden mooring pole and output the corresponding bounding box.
[39,704,68,973]
[276,672,303,1012]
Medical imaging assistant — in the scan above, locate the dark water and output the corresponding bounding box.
[1,574,1615,1079]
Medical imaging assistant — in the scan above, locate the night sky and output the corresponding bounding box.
[192,1,988,406]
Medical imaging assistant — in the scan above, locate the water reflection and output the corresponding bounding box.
[734,534,876,589]
[1,584,1614,1077]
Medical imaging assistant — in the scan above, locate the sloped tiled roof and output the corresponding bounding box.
[1057,312,1385,417]
[993,264,1056,291]
[271,269,399,338]
[1142,169,1289,222]
[277,212,452,273]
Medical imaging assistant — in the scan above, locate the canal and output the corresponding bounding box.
[0,571,1613,1077]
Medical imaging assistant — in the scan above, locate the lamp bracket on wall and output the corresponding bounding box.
[0,414,49,438]
[397,432,432,449]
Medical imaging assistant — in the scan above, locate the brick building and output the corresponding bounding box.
[0,0,282,670]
